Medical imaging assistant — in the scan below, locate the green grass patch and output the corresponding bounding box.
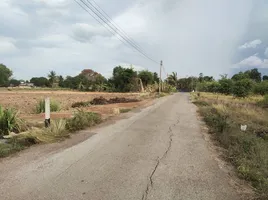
[66,110,102,132]
[120,108,131,113]
[35,99,61,114]
[71,101,91,108]
[0,105,27,137]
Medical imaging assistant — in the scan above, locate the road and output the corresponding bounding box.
[0,93,242,200]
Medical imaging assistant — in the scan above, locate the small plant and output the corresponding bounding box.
[66,110,102,132]
[0,105,26,137]
[35,99,61,113]
[71,101,91,108]
[257,95,268,108]
[120,108,131,113]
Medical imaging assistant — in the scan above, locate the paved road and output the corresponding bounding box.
[0,93,241,200]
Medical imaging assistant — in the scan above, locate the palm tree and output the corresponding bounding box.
[48,71,57,86]
[167,72,178,87]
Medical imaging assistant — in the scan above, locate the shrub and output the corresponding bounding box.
[0,134,38,157]
[35,99,61,113]
[0,105,26,137]
[233,79,253,98]
[257,95,268,108]
[120,108,131,113]
[71,101,91,108]
[66,110,102,132]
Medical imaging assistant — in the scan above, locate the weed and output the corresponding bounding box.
[35,99,61,113]
[257,95,268,108]
[196,94,268,198]
[66,110,102,132]
[120,108,131,113]
[0,134,38,158]
[0,105,26,137]
[71,101,91,108]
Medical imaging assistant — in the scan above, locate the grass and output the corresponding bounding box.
[35,99,61,114]
[119,108,131,113]
[193,92,268,199]
[0,110,102,158]
[0,105,27,137]
[66,110,102,132]
[71,101,91,108]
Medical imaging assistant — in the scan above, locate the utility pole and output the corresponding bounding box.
[159,60,162,94]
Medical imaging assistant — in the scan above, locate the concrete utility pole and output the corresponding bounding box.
[159,60,162,94]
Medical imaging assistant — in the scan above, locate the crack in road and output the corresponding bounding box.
[142,120,179,200]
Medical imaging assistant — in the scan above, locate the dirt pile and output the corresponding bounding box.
[90,96,140,105]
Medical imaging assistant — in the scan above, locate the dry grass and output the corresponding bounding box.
[193,92,268,199]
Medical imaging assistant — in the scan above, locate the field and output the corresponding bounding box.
[192,92,268,199]
[0,89,155,157]
[0,90,151,122]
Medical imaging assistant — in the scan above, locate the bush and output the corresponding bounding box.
[0,105,26,137]
[257,95,268,108]
[66,110,102,132]
[233,79,253,98]
[254,81,268,95]
[35,99,61,113]
[0,134,38,157]
[71,101,91,108]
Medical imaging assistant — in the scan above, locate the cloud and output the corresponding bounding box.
[237,54,268,68]
[265,47,268,57]
[2,0,268,80]
[238,39,262,49]
[0,36,18,54]
[71,23,109,42]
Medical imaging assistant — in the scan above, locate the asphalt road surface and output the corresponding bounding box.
[0,93,242,200]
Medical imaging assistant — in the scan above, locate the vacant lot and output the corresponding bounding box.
[0,90,143,113]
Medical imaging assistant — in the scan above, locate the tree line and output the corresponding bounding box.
[1,63,267,96]
[165,68,268,97]
[0,64,161,92]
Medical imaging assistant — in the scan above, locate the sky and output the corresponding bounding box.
[0,0,268,80]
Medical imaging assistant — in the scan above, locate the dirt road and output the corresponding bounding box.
[0,93,245,200]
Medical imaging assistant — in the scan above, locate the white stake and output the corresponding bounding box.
[45,97,51,127]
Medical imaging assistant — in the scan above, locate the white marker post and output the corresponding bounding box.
[45,97,51,127]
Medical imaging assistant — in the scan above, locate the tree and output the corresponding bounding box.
[111,66,138,92]
[9,79,21,87]
[218,78,233,95]
[0,64,12,86]
[58,75,64,87]
[231,72,250,81]
[245,68,261,82]
[263,75,268,81]
[233,79,253,97]
[254,81,268,95]
[138,70,154,87]
[48,71,57,87]
[166,72,178,87]
[30,77,49,87]
[153,72,159,83]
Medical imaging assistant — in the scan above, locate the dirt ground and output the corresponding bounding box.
[0,90,152,124]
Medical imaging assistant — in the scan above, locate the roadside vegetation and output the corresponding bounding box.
[35,99,61,113]
[0,108,102,158]
[192,92,268,199]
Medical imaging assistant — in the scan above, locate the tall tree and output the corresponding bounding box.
[245,68,261,82]
[0,64,12,86]
[166,72,178,87]
[48,71,57,87]
[138,70,154,87]
[263,75,268,81]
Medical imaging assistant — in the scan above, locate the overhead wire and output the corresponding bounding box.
[73,0,159,64]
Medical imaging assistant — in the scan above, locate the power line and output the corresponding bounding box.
[74,0,158,64]
[90,0,145,53]
[81,0,158,63]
